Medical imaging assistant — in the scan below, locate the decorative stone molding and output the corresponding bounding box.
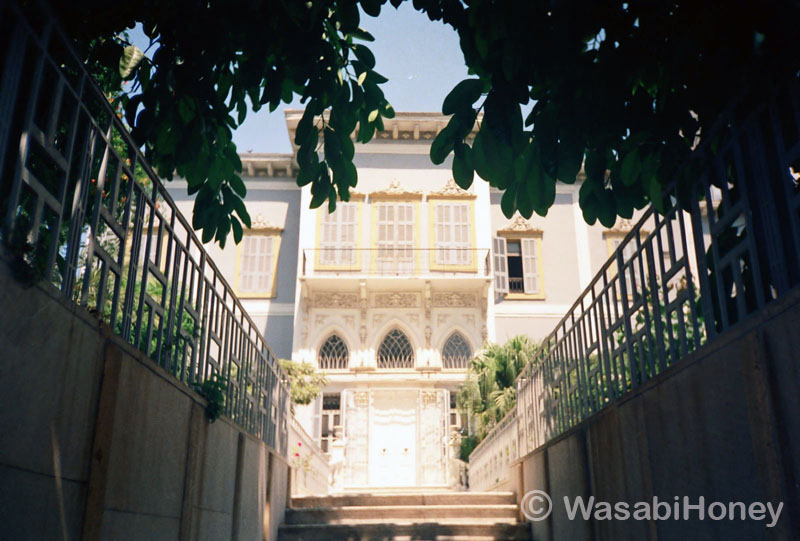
[369,179,423,200]
[421,391,439,406]
[498,214,543,235]
[437,314,449,326]
[311,292,359,309]
[427,178,476,199]
[425,326,432,348]
[481,325,488,342]
[346,189,366,201]
[464,314,475,326]
[372,313,385,327]
[344,315,355,329]
[603,218,650,236]
[249,213,284,232]
[432,291,478,308]
[373,292,418,308]
[315,314,327,326]
[359,325,367,346]
[354,392,369,407]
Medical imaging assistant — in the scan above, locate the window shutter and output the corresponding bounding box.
[435,204,450,264]
[454,204,470,265]
[434,203,471,265]
[320,210,336,265]
[522,238,539,294]
[320,204,358,265]
[239,235,274,293]
[493,236,508,293]
[340,203,356,264]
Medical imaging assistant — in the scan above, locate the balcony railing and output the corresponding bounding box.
[0,1,290,453]
[302,248,490,276]
[508,277,524,293]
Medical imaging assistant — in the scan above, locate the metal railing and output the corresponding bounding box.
[515,81,800,456]
[467,409,518,491]
[0,1,289,454]
[302,248,491,276]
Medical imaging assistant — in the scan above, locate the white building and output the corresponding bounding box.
[171,112,640,490]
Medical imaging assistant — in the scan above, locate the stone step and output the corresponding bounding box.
[291,491,516,509]
[284,504,520,525]
[277,522,532,541]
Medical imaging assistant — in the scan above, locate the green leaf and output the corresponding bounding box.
[442,79,483,115]
[349,28,375,42]
[202,223,216,244]
[231,195,250,228]
[500,183,517,218]
[339,1,360,33]
[453,142,474,189]
[296,107,317,146]
[361,0,382,17]
[585,148,607,185]
[229,175,246,198]
[231,216,243,244]
[353,45,376,69]
[621,148,641,186]
[430,123,456,165]
[596,190,617,227]
[119,45,144,79]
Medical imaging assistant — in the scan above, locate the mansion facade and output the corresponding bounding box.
[170,112,641,490]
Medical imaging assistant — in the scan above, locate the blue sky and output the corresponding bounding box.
[131,4,469,154]
[237,3,469,153]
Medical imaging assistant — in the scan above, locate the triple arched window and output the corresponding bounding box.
[441,332,472,369]
[377,329,414,369]
[318,334,349,370]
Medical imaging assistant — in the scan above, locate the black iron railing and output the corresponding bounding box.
[514,82,800,455]
[0,1,289,454]
[302,247,491,276]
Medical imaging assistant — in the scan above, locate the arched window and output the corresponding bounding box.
[318,334,348,370]
[442,333,472,369]
[377,329,414,369]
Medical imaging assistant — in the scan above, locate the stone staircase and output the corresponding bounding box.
[278,491,531,540]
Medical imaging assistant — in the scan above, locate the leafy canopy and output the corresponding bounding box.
[61,0,800,244]
[278,359,328,407]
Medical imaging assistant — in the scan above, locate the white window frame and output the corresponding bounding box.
[494,233,544,298]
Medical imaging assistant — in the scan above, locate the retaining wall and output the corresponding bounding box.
[515,288,800,540]
[0,259,289,540]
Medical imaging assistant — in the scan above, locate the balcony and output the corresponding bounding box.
[301,248,490,277]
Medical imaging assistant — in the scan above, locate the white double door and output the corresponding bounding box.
[368,390,417,486]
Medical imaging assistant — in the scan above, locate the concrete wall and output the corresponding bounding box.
[515,288,800,540]
[0,258,290,540]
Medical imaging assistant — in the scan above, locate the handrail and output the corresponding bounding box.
[509,80,800,457]
[0,1,290,454]
[303,247,491,276]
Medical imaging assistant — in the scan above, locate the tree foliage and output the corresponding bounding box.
[59,0,800,244]
[456,335,539,444]
[278,358,328,406]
